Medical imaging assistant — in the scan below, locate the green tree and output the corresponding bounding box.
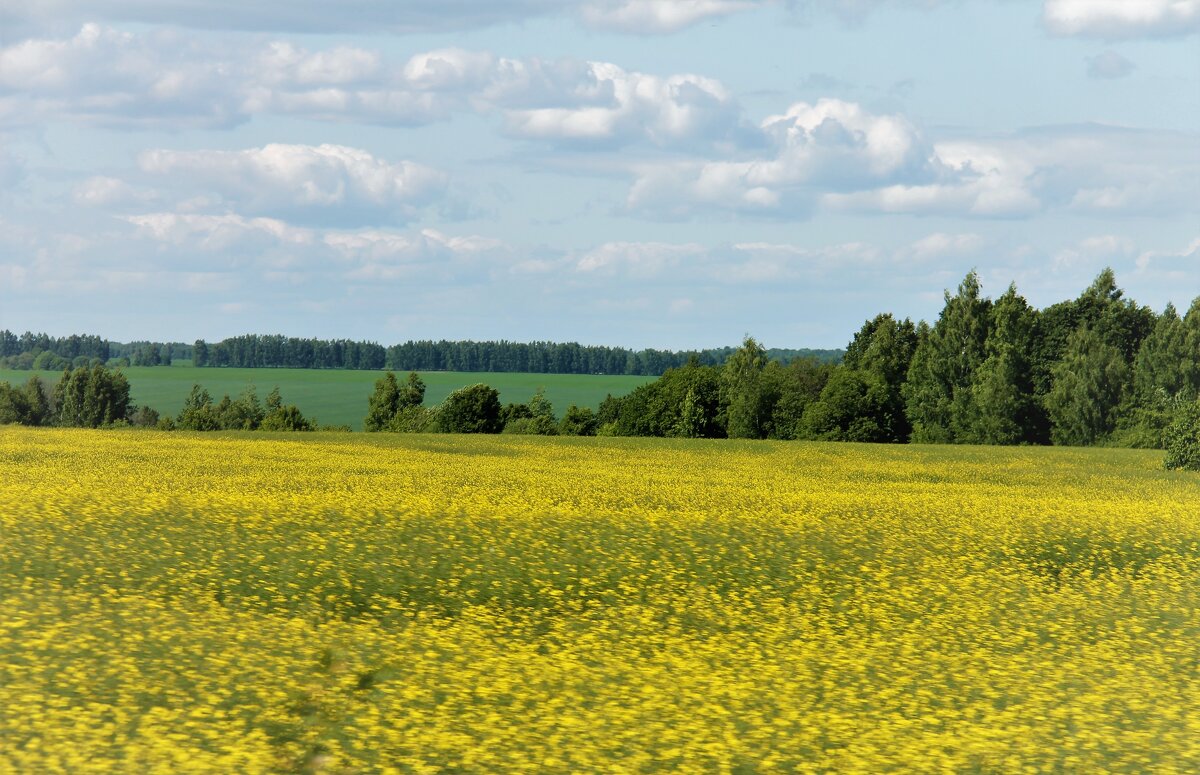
[721,336,773,439]
[22,376,50,426]
[904,271,992,443]
[1045,325,1129,446]
[768,358,834,440]
[798,369,892,442]
[364,372,401,432]
[1163,399,1200,471]
[559,405,599,436]
[261,404,315,432]
[0,382,30,425]
[53,365,131,427]
[969,285,1042,445]
[438,384,503,434]
[365,372,425,432]
[177,385,219,431]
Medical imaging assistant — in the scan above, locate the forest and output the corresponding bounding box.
[2,268,1199,468]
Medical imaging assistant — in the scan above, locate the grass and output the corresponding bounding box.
[0,364,655,429]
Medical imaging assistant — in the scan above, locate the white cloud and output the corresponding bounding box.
[1044,0,1200,38]
[904,232,984,261]
[0,1,563,35]
[504,61,740,146]
[1052,234,1135,269]
[0,0,779,35]
[576,241,706,276]
[1086,50,1135,79]
[1135,237,1200,274]
[0,24,246,129]
[72,176,154,207]
[629,98,947,215]
[580,0,774,33]
[122,212,314,250]
[138,144,448,225]
[0,27,748,147]
[631,117,1200,220]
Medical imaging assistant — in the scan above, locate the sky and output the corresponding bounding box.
[0,0,1197,350]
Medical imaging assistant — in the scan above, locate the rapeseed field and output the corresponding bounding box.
[2,427,1200,773]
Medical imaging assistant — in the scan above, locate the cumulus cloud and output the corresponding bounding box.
[628,98,947,216]
[1086,50,1135,79]
[137,144,448,225]
[1044,0,1200,39]
[0,27,748,148]
[0,24,247,129]
[116,212,508,282]
[504,62,741,146]
[630,114,1200,220]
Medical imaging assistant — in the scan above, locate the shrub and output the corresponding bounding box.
[1163,401,1200,471]
[437,384,502,434]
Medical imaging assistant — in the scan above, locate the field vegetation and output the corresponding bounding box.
[0,366,654,430]
[3,427,1200,772]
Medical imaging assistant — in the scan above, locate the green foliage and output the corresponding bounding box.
[798,369,892,442]
[1134,303,1193,399]
[0,382,29,425]
[1163,400,1200,471]
[176,385,219,431]
[129,406,161,428]
[386,405,436,433]
[52,365,132,428]
[364,372,401,432]
[33,351,70,371]
[260,404,315,432]
[1045,326,1129,446]
[968,285,1043,445]
[437,384,503,434]
[601,361,723,438]
[767,358,835,440]
[559,405,599,436]
[24,376,49,426]
[721,337,775,440]
[904,271,992,443]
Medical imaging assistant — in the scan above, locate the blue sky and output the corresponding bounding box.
[0,0,1197,349]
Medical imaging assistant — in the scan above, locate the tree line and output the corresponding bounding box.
[0,332,191,370]
[3,328,841,377]
[583,269,1199,464]
[0,365,323,432]
[379,340,840,376]
[192,334,839,375]
[3,268,1199,469]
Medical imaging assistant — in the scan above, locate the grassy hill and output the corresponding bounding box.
[0,365,656,430]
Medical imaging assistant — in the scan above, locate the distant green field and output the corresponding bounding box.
[0,366,655,429]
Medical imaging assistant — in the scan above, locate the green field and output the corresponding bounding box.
[0,365,655,429]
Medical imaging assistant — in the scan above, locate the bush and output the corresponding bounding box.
[559,405,599,436]
[260,405,315,432]
[1163,401,1200,471]
[503,416,557,435]
[437,384,502,434]
[129,406,161,428]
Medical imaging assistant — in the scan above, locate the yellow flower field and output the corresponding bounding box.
[2,427,1200,773]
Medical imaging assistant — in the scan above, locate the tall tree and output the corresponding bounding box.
[969,285,1042,444]
[1045,325,1129,446]
[903,271,992,443]
[721,336,774,439]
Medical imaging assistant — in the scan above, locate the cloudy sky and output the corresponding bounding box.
[0,0,1197,349]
